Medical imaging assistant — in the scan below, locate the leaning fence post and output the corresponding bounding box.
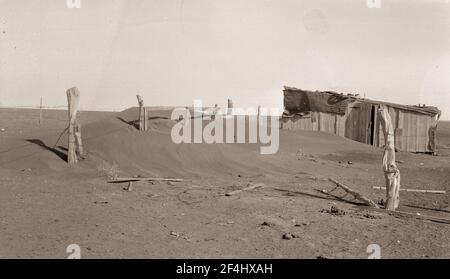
[67,87,80,166]
[378,105,401,211]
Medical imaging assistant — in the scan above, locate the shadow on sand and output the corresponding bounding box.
[117,116,170,130]
[27,139,67,162]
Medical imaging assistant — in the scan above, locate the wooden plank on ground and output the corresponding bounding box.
[108,177,184,183]
[225,183,264,196]
[373,186,445,194]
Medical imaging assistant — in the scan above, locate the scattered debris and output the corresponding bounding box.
[124,181,133,192]
[261,221,274,227]
[170,231,189,240]
[295,222,309,227]
[94,201,109,205]
[355,205,450,224]
[321,206,346,216]
[282,233,292,240]
[362,212,381,219]
[282,233,299,240]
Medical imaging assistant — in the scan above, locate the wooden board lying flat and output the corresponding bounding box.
[225,183,264,196]
[108,177,183,183]
[373,186,446,194]
[354,205,450,224]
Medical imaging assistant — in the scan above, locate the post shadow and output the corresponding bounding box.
[26,139,68,161]
[116,117,140,129]
[116,116,170,129]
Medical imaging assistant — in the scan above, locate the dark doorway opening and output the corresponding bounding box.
[369,106,376,146]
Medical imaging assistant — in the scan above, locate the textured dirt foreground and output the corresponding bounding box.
[0,108,449,259]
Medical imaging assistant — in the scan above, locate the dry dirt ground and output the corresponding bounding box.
[0,108,449,259]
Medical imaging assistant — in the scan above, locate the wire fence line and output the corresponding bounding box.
[0,105,67,109]
[0,105,120,111]
[0,104,119,125]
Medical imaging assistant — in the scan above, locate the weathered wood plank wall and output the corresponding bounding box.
[281,102,436,153]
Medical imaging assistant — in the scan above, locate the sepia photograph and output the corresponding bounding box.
[0,0,449,268]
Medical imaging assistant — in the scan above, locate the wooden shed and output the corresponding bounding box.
[281,87,441,154]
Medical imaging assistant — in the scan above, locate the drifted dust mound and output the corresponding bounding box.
[83,108,281,179]
[80,107,381,179]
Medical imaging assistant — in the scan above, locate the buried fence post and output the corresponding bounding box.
[39,97,43,125]
[144,107,149,131]
[66,87,80,166]
[212,104,219,120]
[257,104,261,123]
[136,95,145,131]
[378,105,401,211]
[228,99,233,115]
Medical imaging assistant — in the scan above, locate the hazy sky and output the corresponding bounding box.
[1,0,449,119]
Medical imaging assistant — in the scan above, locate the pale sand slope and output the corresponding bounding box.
[0,108,448,258]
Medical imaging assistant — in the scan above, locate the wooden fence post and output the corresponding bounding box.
[75,123,85,159]
[137,95,145,131]
[378,105,401,210]
[39,97,43,125]
[67,87,80,165]
[144,107,148,131]
[228,99,233,115]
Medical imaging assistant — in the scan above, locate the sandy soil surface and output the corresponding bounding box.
[0,108,449,259]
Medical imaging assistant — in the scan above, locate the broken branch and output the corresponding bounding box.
[327,178,379,208]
